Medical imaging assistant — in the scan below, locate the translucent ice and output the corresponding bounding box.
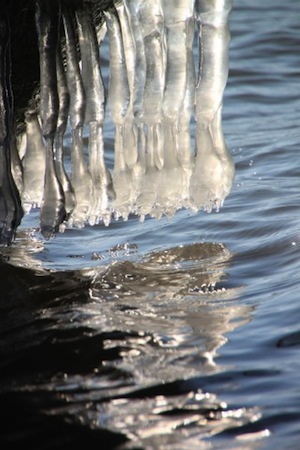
[35,1,67,237]
[190,0,235,212]
[21,112,46,212]
[54,46,76,217]
[1,0,236,241]
[63,6,93,228]
[77,6,113,225]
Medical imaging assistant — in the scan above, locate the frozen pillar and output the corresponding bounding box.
[0,4,23,244]
[190,0,235,212]
[35,0,67,237]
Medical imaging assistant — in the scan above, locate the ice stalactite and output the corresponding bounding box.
[158,0,195,218]
[190,0,235,212]
[62,5,94,229]
[54,35,76,219]
[21,111,46,212]
[76,6,115,227]
[0,0,235,243]
[0,4,23,244]
[105,8,132,220]
[10,129,24,200]
[107,0,197,221]
[134,0,165,219]
[36,0,67,238]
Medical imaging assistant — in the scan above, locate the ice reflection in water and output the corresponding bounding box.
[0,241,261,448]
[0,0,234,242]
[88,243,245,380]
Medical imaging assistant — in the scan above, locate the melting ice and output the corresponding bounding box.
[0,0,235,242]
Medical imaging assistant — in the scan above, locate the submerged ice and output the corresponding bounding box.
[0,0,235,242]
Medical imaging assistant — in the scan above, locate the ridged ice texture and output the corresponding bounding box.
[13,0,235,236]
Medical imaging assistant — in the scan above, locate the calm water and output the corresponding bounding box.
[1,1,300,448]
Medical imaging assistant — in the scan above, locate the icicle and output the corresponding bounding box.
[115,1,146,170]
[115,2,135,105]
[105,9,132,220]
[163,0,195,24]
[139,0,165,170]
[54,41,76,217]
[76,7,105,126]
[16,131,27,160]
[88,120,114,226]
[41,137,67,237]
[104,9,130,125]
[120,0,166,218]
[194,0,233,124]
[125,0,146,123]
[76,7,113,226]
[190,0,235,212]
[35,0,66,238]
[176,15,196,206]
[142,23,165,119]
[62,6,93,228]
[210,106,235,202]
[162,1,193,122]
[156,0,195,217]
[153,122,164,171]
[156,122,183,218]
[111,125,133,221]
[22,112,46,212]
[131,123,146,215]
[136,125,160,217]
[3,0,236,239]
[162,20,187,120]
[115,1,148,211]
[10,133,24,197]
[0,5,23,244]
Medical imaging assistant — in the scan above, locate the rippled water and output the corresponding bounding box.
[1,1,300,448]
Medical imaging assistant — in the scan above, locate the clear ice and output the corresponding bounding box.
[1,0,235,242]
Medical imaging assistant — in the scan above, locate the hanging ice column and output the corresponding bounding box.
[1,0,235,242]
[159,0,195,217]
[107,0,197,221]
[190,0,235,212]
[106,0,234,222]
[76,6,115,226]
[35,0,67,238]
[0,5,23,244]
[62,6,94,228]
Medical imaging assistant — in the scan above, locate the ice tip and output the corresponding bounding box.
[40,224,58,240]
[0,228,16,247]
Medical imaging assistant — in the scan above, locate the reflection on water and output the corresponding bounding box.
[88,245,248,385]
[0,240,262,448]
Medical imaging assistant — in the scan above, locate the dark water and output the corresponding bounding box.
[1,1,300,448]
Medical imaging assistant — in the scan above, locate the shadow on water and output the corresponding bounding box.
[0,240,262,449]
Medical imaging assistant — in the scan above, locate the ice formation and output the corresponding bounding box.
[0,0,234,242]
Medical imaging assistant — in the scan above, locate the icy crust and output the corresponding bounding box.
[15,0,235,237]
